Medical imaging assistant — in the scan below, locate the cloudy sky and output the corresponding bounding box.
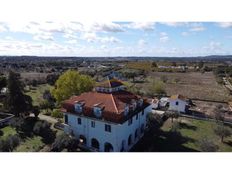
[0,22,232,57]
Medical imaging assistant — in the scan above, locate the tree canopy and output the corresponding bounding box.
[147,79,166,97]
[52,70,95,103]
[4,71,33,117]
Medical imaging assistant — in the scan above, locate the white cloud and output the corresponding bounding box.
[188,23,206,32]
[91,22,124,32]
[65,39,78,44]
[181,32,189,36]
[202,41,224,54]
[81,32,120,43]
[160,22,187,27]
[137,39,147,46]
[0,23,8,32]
[33,34,54,41]
[127,22,155,31]
[159,32,169,43]
[217,22,232,28]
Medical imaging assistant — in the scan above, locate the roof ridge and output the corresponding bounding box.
[110,93,119,114]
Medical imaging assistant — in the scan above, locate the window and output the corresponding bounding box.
[64,114,68,124]
[91,121,95,128]
[136,114,138,120]
[124,106,129,116]
[105,124,111,132]
[94,107,102,117]
[128,118,133,125]
[77,118,82,125]
[74,104,83,113]
[176,101,179,106]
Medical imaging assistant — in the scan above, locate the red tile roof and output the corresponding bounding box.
[170,94,187,101]
[62,90,149,123]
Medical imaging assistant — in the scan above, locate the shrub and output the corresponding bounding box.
[0,134,21,152]
[51,109,63,118]
[51,133,79,152]
[33,120,55,144]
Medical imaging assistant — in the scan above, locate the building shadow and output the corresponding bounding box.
[179,122,197,131]
[131,129,198,152]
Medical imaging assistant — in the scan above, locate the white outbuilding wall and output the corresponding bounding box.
[169,99,187,113]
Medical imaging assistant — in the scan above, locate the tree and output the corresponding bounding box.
[51,109,63,118]
[152,61,158,68]
[39,100,54,112]
[4,71,33,117]
[33,106,40,118]
[52,70,95,103]
[46,73,60,86]
[0,134,21,152]
[198,61,204,69]
[147,80,166,97]
[33,120,55,144]
[214,125,231,143]
[0,76,7,91]
[51,133,79,152]
[199,137,218,152]
[165,110,180,123]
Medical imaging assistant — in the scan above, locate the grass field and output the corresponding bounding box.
[26,84,53,106]
[161,118,232,152]
[135,71,231,102]
[14,136,45,152]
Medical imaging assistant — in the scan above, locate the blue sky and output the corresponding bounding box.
[0,22,231,57]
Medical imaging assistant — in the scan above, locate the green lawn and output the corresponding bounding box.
[161,118,232,152]
[0,126,17,140]
[14,136,45,152]
[26,84,53,106]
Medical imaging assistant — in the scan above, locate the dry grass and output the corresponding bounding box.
[148,72,231,102]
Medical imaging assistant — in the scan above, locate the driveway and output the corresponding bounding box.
[38,114,58,124]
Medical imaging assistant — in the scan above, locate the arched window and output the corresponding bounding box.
[141,124,144,134]
[104,142,114,152]
[91,138,100,150]
[128,134,133,146]
[79,135,86,145]
[120,140,126,152]
[135,129,139,139]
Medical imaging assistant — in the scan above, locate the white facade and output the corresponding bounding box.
[169,98,187,113]
[63,106,150,152]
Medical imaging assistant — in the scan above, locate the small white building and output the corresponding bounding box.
[168,94,187,113]
[61,78,151,152]
[159,97,169,108]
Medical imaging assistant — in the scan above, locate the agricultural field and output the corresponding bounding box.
[136,71,231,102]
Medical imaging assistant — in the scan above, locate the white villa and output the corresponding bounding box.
[168,94,188,113]
[61,78,151,152]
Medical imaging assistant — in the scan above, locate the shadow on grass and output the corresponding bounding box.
[224,140,232,147]
[179,122,197,131]
[131,129,198,152]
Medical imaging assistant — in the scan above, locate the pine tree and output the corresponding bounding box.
[4,71,32,117]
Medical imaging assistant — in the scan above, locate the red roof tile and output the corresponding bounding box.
[62,90,149,123]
